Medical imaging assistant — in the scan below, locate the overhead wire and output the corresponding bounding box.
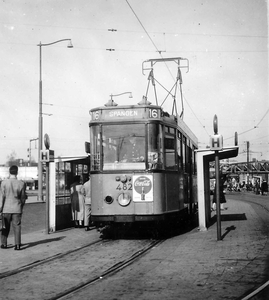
[224,108,269,140]
[183,95,210,136]
[125,0,164,56]
[125,0,209,134]
[125,0,182,115]
[255,108,269,127]
[1,21,266,39]
[125,0,179,106]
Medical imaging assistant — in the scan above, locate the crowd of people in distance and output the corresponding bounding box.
[211,175,268,212]
[223,177,268,195]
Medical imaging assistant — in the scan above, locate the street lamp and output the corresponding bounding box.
[105,92,133,106]
[37,39,73,201]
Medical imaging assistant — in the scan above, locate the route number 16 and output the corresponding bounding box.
[149,109,158,118]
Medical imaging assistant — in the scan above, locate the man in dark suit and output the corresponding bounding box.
[0,165,27,250]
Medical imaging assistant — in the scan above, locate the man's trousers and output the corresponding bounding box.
[1,213,22,246]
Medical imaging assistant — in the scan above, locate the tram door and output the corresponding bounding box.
[164,126,184,211]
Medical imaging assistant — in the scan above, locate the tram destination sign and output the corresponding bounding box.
[91,107,161,121]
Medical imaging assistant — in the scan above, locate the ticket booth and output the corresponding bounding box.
[47,155,90,232]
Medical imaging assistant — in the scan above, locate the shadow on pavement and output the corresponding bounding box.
[209,213,247,240]
[221,225,236,240]
[21,236,66,250]
[211,213,247,224]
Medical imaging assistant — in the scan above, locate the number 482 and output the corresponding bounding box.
[116,183,132,191]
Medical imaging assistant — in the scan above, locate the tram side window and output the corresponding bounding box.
[193,145,197,174]
[182,136,186,172]
[147,123,163,169]
[90,125,101,170]
[164,126,176,170]
[185,144,191,173]
[177,132,182,170]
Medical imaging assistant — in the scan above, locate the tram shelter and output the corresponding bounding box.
[196,146,239,231]
[46,155,90,232]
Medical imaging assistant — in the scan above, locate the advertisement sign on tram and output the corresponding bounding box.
[133,175,153,202]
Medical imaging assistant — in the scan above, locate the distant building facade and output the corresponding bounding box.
[0,166,38,190]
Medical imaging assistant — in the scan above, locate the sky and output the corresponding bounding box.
[0,0,268,165]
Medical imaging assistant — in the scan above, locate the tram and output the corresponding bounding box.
[89,57,198,227]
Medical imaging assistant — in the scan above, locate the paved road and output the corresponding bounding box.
[1,191,269,299]
[8,201,46,237]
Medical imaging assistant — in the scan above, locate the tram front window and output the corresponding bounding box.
[102,124,145,170]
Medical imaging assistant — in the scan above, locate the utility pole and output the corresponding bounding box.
[246,141,250,185]
[246,141,250,170]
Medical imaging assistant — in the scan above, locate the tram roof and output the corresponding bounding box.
[89,103,160,112]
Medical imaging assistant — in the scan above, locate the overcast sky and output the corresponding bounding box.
[0,0,268,165]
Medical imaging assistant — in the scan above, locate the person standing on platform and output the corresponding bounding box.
[255,179,260,195]
[81,176,91,231]
[70,175,84,228]
[261,180,268,195]
[212,175,227,211]
[0,165,27,250]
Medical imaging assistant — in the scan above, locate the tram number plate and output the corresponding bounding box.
[116,183,132,191]
[149,108,159,118]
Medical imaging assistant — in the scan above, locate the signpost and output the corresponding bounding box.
[41,133,54,234]
[210,115,223,241]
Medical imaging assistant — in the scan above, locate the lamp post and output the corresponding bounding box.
[37,39,73,201]
[105,92,133,106]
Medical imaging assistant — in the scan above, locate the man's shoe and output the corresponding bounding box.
[14,245,21,250]
[1,244,7,249]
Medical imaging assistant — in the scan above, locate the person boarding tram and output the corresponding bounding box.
[81,176,92,231]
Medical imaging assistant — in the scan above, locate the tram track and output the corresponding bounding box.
[0,238,104,280]
[0,237,164,300]
[52,239,163,300]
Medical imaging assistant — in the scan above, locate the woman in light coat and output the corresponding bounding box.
[70,175,85,228]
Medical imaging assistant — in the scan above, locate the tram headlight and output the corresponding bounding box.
[104,195,114,204]
[117,193,132,206]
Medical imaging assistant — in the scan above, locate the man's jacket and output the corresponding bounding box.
[0,178,27,213]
